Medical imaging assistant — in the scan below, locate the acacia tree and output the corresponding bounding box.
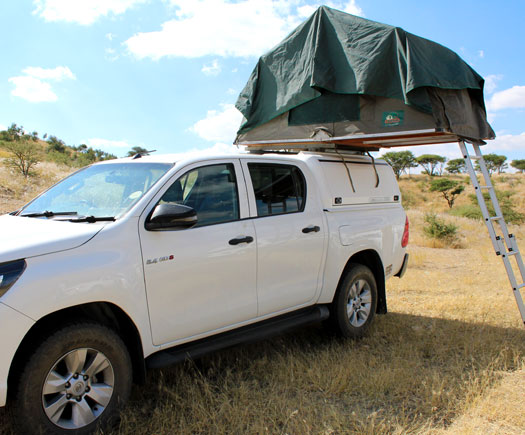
[417,154,446,176]
[127,146,148,157]
[475,153,507,174]
[511,159,525,173]
[3,140,41,178]
[382,150,418,179]
[446,158,466,174]
[429,177,464,208]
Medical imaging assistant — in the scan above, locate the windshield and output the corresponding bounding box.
[21,162,172,219]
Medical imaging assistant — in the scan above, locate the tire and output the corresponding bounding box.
[9,323,132,435]
[331,263,378,338]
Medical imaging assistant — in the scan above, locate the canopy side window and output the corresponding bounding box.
[247,163,306,217]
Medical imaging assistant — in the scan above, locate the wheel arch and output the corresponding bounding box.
[7,302,146,401]
[336,250,386,314]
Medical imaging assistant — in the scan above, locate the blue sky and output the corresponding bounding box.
[1,0,524,162]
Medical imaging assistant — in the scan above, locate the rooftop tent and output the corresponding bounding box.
[234,6,494,150]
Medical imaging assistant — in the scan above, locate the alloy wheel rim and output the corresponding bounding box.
[41,348,115,429]
[346,279,372,327]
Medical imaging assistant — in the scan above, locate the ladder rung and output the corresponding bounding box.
[469,155,482,160]
[479,185,493,190]
[517,284,525,290]
[506,251,518,256]
[490,216,503,221]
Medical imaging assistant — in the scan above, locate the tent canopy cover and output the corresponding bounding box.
[235,6,494,149]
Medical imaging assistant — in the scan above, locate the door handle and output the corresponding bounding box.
[229,236,254,245]
[302,225,320,234]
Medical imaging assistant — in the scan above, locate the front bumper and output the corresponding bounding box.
[0,303,34,407]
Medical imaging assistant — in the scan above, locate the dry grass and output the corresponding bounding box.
[0,170,524,433]
[0,159,73,214]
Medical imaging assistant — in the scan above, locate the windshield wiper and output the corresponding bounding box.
[21,211,78,218]
[68,216,115,223]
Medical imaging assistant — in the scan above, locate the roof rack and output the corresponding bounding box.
[240,129,462,153]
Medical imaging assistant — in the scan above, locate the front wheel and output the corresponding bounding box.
[331,263,378,338]
[9,323,132,435]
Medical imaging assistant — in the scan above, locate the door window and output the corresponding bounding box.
[247,163,306,217]
[159,163,239,226]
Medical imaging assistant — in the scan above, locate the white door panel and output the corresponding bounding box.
[241,159,326,316]
[140,220,257,345]
[253,213,325,315]
[139,160,257,345]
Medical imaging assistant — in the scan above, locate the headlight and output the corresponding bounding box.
[0,259,26,298]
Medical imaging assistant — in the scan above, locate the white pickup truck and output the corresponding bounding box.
[0,150,408,434]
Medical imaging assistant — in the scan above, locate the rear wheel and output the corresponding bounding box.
[331,264,378,338]
[9,323,132,435]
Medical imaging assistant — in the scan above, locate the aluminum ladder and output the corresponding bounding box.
[460,140,525,325]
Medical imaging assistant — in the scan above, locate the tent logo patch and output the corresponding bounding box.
[382,111,404,127]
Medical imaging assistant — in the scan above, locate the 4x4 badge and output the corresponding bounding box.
[146,255,174,265]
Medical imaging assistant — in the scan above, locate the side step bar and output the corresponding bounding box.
[146,305,330,369]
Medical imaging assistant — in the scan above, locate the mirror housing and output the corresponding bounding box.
[145,203,197,231]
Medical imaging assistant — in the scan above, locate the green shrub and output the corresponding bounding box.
[423,213,458,241]
[450,204,482,220]
[450,190,524,224]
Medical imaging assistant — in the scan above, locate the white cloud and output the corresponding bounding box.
[201,59,221,76]
[105,48,119,61]
[106,32,116,41]
[341,0,364,15]
[33,0,147,26]
[9,76,58,102]
[9,66,75,103]
[86,138,134,149]
[125,0,364,60]
[22,66,75,81]
[297,5,317,18]
[377,133,525,167]
[185,142,245,156]
[299,1,363,18]
[190,104,243,142]
[484,74,503,94]
[478,50,484,58]
[488,85,525,111]
[483,132,525,153]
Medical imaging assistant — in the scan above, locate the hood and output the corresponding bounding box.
[0,215,104,263]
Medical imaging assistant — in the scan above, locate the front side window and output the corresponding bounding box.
[248,163,306,217]
[159,163,239,227]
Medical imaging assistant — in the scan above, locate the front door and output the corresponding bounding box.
[139,160,257,346]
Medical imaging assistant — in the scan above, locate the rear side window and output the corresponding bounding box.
[247,163,306,217]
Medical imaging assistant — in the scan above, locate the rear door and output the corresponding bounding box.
[241,159,326,316]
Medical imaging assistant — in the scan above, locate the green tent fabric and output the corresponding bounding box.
[235,6,494,144]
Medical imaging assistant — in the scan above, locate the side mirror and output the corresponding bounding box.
[145,203,197,231]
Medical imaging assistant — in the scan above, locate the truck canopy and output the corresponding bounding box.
[235,6,494,149]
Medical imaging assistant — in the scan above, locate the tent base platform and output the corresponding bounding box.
[239,129,464,153]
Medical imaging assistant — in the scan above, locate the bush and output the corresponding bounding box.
[449,190,524,224]
[423,213,458,241]
[450,204,482,220]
